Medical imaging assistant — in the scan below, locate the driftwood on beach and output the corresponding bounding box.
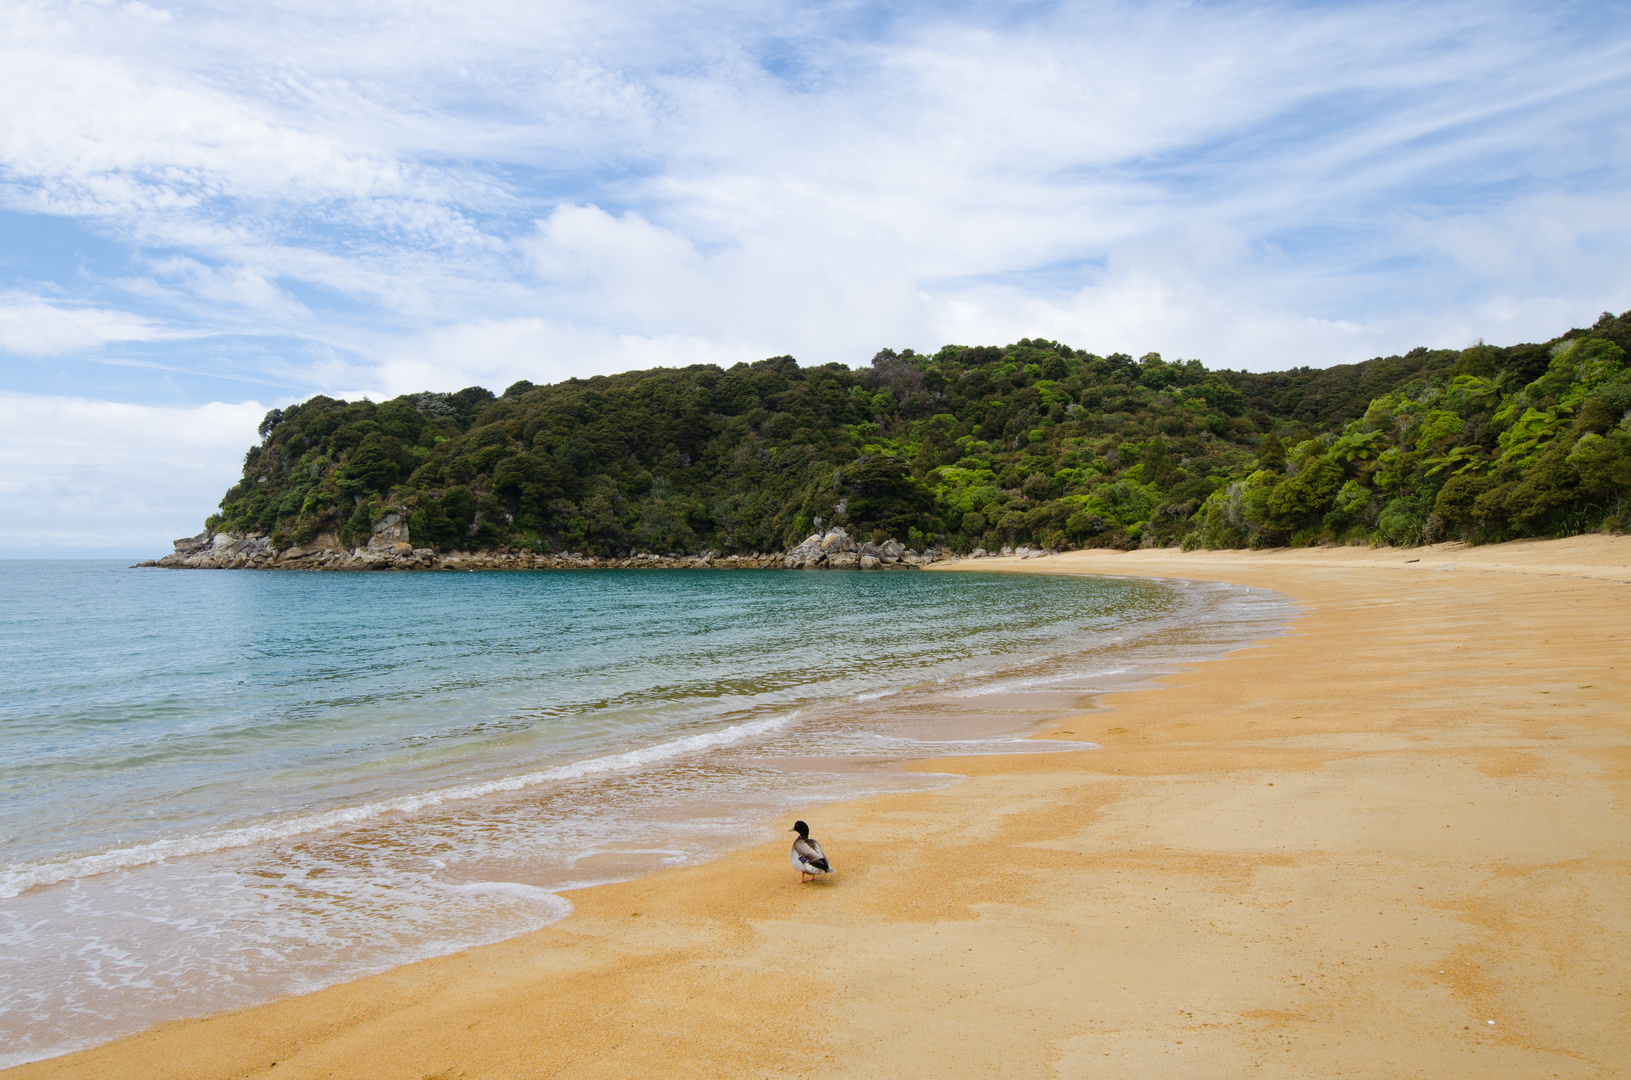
[141,523,1058,572]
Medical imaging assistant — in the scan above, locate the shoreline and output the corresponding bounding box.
[11,535,1630,1078]
[141,523,962,571]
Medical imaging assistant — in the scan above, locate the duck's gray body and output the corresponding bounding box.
[788,820,833,880]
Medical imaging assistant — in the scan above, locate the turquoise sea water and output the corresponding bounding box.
[0,561,1292,1065]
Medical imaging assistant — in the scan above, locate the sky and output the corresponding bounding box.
[2,0,1629,556]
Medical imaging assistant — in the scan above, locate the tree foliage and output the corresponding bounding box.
[210,314,1631,555]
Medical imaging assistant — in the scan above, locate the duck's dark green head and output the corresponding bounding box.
[789,820,809,838]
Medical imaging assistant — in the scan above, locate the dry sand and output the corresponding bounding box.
[11,535,1630,1079]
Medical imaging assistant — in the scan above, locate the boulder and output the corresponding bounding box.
[859,554,880,570]
[171,531,211,556]
[819,527,858,553]
[784,532,828,564]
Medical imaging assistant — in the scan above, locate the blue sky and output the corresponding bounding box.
[2,0,1629,555]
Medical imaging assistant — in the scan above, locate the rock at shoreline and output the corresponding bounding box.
[149,522,957,573]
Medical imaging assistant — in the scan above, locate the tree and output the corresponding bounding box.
[1257,432,1287,472]
[846,454,934,539]
[347,433,408,493]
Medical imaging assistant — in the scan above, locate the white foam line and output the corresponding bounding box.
[947,667,1127,697]
[448,882,573,918]
[0,715,795,899]
[853,689,897,702]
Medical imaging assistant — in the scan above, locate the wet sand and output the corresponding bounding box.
[10,535,1630,1079]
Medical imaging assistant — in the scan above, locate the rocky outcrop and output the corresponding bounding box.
[777,527,957,571]
[158,530,278,569]
[151,522,965,572]
[782,526,857,568]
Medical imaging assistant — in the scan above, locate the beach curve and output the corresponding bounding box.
[7,534,1629,1079]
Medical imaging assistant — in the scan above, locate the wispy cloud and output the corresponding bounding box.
[0,294,184,355]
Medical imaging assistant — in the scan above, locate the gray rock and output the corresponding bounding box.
[784,533,825,563]
[819,527,858,553]
[368,511,410,549]
[859,554,880,570]
[172,531,211,556]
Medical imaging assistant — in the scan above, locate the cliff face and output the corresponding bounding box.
[142,525,1014,571]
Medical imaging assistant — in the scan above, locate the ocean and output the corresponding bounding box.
[0,560,1292,1066]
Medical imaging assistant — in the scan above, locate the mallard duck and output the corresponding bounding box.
[788,820,833,882]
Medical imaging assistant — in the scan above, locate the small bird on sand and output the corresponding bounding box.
[788,820,833,882]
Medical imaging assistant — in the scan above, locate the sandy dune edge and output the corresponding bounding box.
[10,536,1630,1079]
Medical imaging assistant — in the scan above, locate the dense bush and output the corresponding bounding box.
[208,313,1631,555]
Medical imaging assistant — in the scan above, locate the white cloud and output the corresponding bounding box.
[0,295,181,355]
[140,257,311,318]
[0,393,265,554]
[4,3,1623,363]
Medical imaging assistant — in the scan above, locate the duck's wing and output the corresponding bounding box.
[793,836,831,873]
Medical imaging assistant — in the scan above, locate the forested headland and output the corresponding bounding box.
[209,310,1631,559]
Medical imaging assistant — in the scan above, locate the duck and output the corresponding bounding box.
[788,820,834,882]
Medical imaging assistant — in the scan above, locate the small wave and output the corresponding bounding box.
[852,689,896,702]
[0,715,795,899]
[448,881,573,918]
[947,667,1127,697]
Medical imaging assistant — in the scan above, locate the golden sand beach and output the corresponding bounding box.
[11,536,1630,1079]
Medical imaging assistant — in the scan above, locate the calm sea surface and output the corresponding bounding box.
[0,561,1292,1065]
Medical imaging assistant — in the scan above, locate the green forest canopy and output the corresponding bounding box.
[214,310,1631,556]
